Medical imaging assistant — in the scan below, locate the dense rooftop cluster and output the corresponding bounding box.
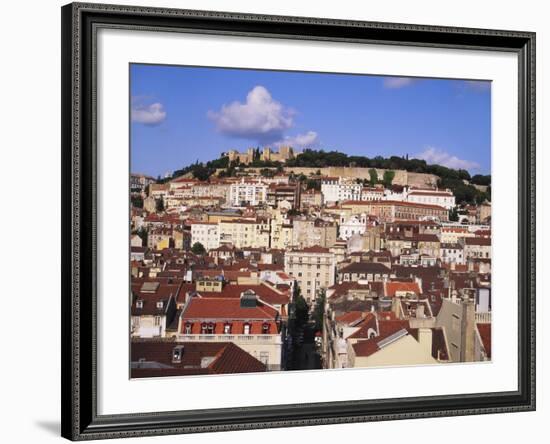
[129,159,491,377]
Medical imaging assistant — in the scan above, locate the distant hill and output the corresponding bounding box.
[166,149,491,205]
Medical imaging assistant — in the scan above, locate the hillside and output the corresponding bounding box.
[167,149,491,205]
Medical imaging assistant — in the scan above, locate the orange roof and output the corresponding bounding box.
[182,297,278,321]
[384,281,421,297]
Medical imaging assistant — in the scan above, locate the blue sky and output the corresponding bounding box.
[130,64,491,177]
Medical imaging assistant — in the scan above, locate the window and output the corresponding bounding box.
[243,323,251,335]
[136,300,143,309]
[184,323,192,334]
[154,316,161,326]
[262,323,270,334]
[172,346,183,363]
[201,323,208,334]
[224,323,231,334]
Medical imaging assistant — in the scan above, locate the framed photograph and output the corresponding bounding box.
[61,2,536,440]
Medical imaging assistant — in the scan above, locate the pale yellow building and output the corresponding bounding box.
[270,211,294,250]
[219,218,270,249]
[348,328,438,368]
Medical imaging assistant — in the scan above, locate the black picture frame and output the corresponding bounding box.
[61,2,536,440]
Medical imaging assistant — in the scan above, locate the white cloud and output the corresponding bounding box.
[208,86,294,143]
[415,147,480,171]
[275,131,319,148]
[383,77,418,89]
[131,102,166,125]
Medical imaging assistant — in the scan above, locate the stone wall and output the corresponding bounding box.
[281,166,438,187]
[213,166,439,188]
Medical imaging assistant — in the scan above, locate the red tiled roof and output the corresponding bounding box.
[464,237,491,246]
[292,245,331,254]
[352,320,410,358]
[477,323,492,358]
[131,281,182,315]
[339,262,391,275]
[335,311,366,325]
[182,297,278,321]
[347,314,378,338]
[130,340,266,377]
[328,281,371,299]
[196,284,289,305]
[384,281,421,297]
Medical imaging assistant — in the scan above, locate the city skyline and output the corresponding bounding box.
[130,64,491,178]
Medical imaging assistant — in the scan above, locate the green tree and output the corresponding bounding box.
[293,287,309,326]
[382,170,395,188]
[368,168,378,186]
[312,289,326,331]
[306,179,320,191]
[191,242,206,255]
[449,207,459,222]
[260,168,275,178]
[470,174,491,186]
[134,226,148,246]
[191,163,211,181]
[131,194,143,209]
[155,196,165,213]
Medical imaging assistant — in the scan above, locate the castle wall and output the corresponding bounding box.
[213,165,438,188]
[281,167,438,187]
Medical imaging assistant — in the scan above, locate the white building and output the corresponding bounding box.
[461,237,491,260]
[360,187,384,201]
[440,243,465,264]
[406,188,456,210]
[321,177,361,203]
[380,187,456,210]
[229,179,268,206]
[190,222,220,251]
[339,213,368,240]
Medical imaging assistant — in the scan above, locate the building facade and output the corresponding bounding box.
[229,179,268,207]
[284,246,336,303]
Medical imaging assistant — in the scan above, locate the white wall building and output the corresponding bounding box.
[321,177,361,203]
[406,189,456,210]
[339,213,368,240]
[190,222,220,251]
[440,243,466,264]
[229,179,268,206]
[360,187,384,201]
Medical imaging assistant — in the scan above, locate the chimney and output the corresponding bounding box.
[418,328,433,358]
[240,290,258,308]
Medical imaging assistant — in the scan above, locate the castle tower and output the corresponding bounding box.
[262,147,272,161]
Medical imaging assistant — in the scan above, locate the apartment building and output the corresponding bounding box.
[190,222,220,251]
[284,246,336,303]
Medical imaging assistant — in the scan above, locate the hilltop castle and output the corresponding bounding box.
[222,146,297,165]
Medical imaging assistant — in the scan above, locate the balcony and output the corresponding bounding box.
[177,334,282,344]
[475,312,492,323]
